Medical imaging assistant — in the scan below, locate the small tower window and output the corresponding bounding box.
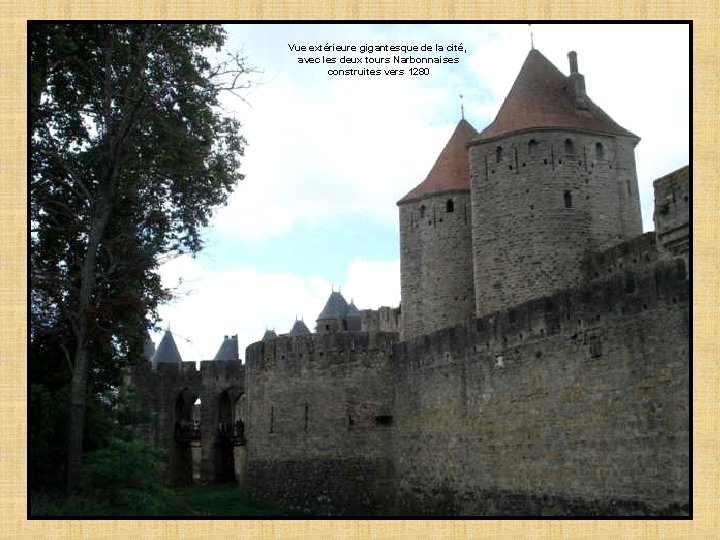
[446,199,454,213]
[419,204,426,218]
[564,138,574,154]
[495,146,503,163]
[564,190,573,208]
[528,139,538,156]
[595,142,605,159]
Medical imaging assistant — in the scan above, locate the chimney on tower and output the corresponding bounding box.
[568,51,588,110]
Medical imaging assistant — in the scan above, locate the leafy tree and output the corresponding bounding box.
[30,23,252,491]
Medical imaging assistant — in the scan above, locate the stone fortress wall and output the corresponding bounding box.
[242,332,397,514]
[392,256,688,515]
[653,166,690,260]
[130,358,244,485]
[130,47,690,516]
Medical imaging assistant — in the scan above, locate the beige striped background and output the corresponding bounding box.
[1,3,716,538]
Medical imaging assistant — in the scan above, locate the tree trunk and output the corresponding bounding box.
[66,182,115,491]
[66,28,117,492]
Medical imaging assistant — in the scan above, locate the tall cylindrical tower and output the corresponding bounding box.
[398,119,478,340]
[468,49,642,316]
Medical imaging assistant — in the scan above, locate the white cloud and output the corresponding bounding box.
[152,254,400,365]
[150,24,689,364]
[214,24,687,240]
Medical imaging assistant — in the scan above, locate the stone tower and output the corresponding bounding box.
[316,291,362,334]
[398,118,479,339]
[467,49,643,316]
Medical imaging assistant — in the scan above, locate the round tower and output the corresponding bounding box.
[468,49,643,316]
[398,119,478,340]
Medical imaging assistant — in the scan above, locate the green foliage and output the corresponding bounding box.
[31,438,177,517]
[29,384,68,489]
[81,438,168,512]
[30,22,254,490]
[168,484,305,517]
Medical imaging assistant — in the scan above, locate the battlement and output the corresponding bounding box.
[129,359,242,390]
[361,306,401,334]
[245,331,398,372]
[653,165,690,260]
[581,232,658,281]
[396,257,688,368]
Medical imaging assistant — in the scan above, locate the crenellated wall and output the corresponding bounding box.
[653,166,690,260]
[392,258,689,515]
[242,332,398,515]
[129,359,244,485]
[581,231,658,281]
[129,162,689,516]
[468,130,642,316]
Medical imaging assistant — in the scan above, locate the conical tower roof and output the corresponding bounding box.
[262,329,277,342]
[398,118,479,204]
[346,301,362,319]
[289,319,311,336]
[143,332,156,362]
[317,291,349,321]
[213,335,239,361]
[477,49,636,141]
[151,329,182,366]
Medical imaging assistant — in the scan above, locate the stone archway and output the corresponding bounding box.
[210,387,244,483]
[170,387,200,485]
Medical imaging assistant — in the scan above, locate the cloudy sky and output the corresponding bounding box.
[153,23,690,365]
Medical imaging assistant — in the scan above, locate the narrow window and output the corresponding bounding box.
[528,139,538,156]
[625,273,636,294]
[446,199,454,213]
[375,415,393,426]
[595,142,604,159]
[495,146,503,163]
[304,403,309,432]
[564,190,573,208]
[419,204,426,218]
[589,336,602,358]
[270,405,274,433]
[626,179,632,196]
[564,138,574,154]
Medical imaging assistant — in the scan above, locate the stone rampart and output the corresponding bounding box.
[392,258,689,515]
[242,332,398,515]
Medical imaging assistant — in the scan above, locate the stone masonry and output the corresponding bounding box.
[130,47,690,516]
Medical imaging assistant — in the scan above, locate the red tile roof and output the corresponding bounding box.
[398,118,478,204]
[476,49,637,141]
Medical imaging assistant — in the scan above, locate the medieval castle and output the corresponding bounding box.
[130,48,690,516]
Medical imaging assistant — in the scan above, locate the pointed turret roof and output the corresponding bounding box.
[143,332,156,362]
[398,118,479,204]
[476,49,636,141]
[262,329,277,342]
[317,291,349,321]
[213,335,239,361]
[346,301,362,319]
[151,330,182,367]
[289,319,311,336]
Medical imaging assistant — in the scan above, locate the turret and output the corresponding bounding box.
[316,291,362,334]
[288,319,311,336]
[213,334,240,361]
[397,119,478,340]
[467,49,643,315]
[151,329,183,368]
